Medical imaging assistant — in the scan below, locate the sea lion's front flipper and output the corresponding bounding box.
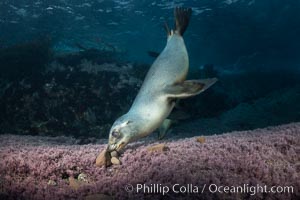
[164,78,218,99]
[158,119,173,140]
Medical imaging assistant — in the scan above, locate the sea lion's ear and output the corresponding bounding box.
[164,78,218,99]
[120,120,132,127]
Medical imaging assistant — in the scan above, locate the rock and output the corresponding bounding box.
[147,143,169,152]
[96,148,111,167]
[110,150,118,158]
[111,157,121,165]
[69,177,80,190]
[47,180,56,186]
[77,173,88,183]
[196,136,206,144]
[85,194,113,200]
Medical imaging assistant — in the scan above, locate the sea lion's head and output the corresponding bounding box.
[107,114,140,152]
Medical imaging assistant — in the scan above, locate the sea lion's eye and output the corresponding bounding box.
[112,131,120,138]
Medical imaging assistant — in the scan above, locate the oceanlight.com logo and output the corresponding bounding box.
[124,183,294,196]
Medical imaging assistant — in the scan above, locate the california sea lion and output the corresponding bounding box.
[107,7,217,152]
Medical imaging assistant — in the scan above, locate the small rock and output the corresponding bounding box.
[96,148,111,167]
[111,157,121,165]
[147,143,169,152]
[69,177,80,190]
[110,150,118,158]
[47,180,56,186]
[196,136,206,144]
[85,194,113,200]
[78,173,88,183]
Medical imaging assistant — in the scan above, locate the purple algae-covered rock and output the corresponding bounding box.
[0,123,299,200]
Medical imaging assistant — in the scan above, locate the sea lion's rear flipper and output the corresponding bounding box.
[174,7,192,36]
[164,78,218,99]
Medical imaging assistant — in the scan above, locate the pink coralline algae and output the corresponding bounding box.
[0,123,299,200]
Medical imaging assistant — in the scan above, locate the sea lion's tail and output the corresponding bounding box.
[174,7,192,36]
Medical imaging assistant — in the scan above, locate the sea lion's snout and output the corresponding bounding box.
[108,143,116,151]
[108,138,128,152]
[108,134,119,152]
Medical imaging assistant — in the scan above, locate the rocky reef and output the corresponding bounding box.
[0,39,146,138]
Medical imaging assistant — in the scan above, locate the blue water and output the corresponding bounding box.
[1,0,299,66]
[0,0,299,138]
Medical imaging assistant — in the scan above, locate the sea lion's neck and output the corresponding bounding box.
[126,110,159,137]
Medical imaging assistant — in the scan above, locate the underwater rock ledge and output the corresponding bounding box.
[0,122,299,200]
